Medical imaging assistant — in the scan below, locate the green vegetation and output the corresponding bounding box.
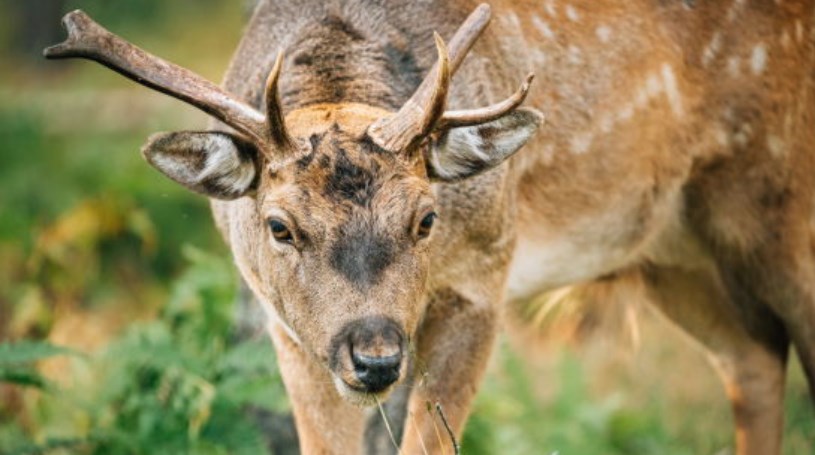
[1,2,812,454]
[1,248,286,454]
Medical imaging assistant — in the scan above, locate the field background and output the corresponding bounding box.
[0,1,812,454]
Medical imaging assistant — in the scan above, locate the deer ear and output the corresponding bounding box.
[427,107,543,181]
[142,131,260,200]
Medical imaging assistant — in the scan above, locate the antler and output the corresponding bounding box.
[264,51,295,149]
[44,10,290,153]
[367,4,535,152]
[438,73,534,129]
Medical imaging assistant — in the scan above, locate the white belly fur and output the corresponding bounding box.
[506,189,685,302]
[506,232,635,301]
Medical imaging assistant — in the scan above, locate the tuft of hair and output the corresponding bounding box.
[518,270,647,353]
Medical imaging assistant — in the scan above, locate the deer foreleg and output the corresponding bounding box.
[398,288,498,455]
[268,324,366,455]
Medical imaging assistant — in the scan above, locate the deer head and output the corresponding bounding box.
[45,4,542,403]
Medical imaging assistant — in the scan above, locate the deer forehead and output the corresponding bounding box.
[260,106,429,220]
[264,151,427,213]
[261,102,428,209]
[283,102,395,138]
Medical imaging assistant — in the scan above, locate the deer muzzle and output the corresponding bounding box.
[330,316,407,397]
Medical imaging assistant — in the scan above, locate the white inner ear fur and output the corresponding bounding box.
[196,135,256,194]
[146,132,257,198]
[431,108,543,180]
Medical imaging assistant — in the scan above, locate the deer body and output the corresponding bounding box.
[46,1,815,454]
[219,1,815,453]
[507,3,815,454]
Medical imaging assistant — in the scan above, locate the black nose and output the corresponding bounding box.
[352,351,402,392]
[333,316,405,393]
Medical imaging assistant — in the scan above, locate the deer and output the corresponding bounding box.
[44,1,815,454]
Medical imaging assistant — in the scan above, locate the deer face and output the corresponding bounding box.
[253,104,435,401]
[46,6,542,403]
[143,100,540,401]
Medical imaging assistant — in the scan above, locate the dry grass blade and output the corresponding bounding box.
[408,411,430,455]
[426,401,448,455]
[376,397,402,455]
[435,402,460,455]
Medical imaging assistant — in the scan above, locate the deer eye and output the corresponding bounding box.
[416,212,437,239]
[268,218,294,244]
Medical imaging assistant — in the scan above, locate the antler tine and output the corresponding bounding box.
[439,73,535,129]
[421,34,452,135]
[444,3,492,73]
[44,10,269,146]
[368,4,492,152]
[264,51,295,150]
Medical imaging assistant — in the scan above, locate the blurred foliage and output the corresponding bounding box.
[0,1,282,451]
[1,247,287,455]
[0,0,235,342]
[0,1,812,454]
[463,340,814,455]
[462,346,694,455]
[0,341,80,391]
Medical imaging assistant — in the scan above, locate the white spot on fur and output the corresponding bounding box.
[702,32,722,67]
[715,127,729,146]
[646,74,662,97]
[532,16,556,39]
[595,25,612,42]
[598,115,614,134]
[499,13,547,72]
[733,123,753,146]
[504,12,521,29]
[796,20,805,42]
[727,0,746,22]
[727,56,741,77]
[565,4,580,22]
[602,68,677,130]
[570,133,593,154]
[545,1,557,17]
[781,30,791,49]
[661,64,684,117]
[750,43,767,75]
[723,106,735,122]
[568,45,582,64]
[767,135,786,157]
[634,88,649,108]
[618,104,634,122]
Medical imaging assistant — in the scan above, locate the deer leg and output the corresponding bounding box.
[708,223,815,406]
[398,287,498,455]
[787,315,815,404]
[642,264,788,455]
[738,254,815,405]
[268,324,366,455]
[761,250,815,405]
